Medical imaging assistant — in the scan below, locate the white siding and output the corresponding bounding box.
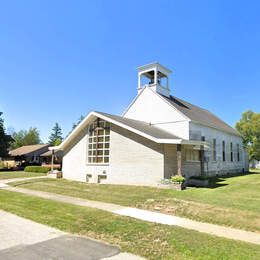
[189,122,248,175]
[124,88,190,139]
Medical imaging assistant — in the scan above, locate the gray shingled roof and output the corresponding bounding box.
[159,94,240,136]
[9,144,49,157]
[96,111,181,140]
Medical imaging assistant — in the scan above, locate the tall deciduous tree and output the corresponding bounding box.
[48,123,63,146]
[11,127,41,149]
[236,110,260,161]
[0,112,11,157]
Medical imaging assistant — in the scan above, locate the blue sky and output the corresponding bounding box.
[0,0,259,142]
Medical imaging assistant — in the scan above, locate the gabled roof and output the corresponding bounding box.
[9,144,49,157]
[96,112,180,140]
[159,94,240,136]
[56,111,206,151]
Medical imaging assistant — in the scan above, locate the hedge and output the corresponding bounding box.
[24,166,51,173]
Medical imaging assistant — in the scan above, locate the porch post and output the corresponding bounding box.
[177,144,182,176]
[51,149,54,173]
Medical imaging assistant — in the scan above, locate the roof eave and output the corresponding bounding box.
[190,120,241,137]
[56,111,185,150]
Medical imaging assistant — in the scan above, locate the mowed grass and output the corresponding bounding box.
[0,171,46,179]
[9,171,260,232]
[0,190,259,259]
[251,168,260,173]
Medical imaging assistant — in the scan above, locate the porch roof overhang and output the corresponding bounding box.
[52,111,209,151]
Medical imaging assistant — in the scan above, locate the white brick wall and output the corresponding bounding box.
[62,123,165,186]
[107,125,164,185]
[62,118,248,186]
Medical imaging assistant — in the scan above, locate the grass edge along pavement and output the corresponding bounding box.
[8,171,260,233]
[0,171,46,180]
[0,189,259,259]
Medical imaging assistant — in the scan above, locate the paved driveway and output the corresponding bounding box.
[0,210,120,259]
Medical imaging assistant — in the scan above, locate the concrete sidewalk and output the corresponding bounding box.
[2,184,260,245]
[0,176,47,184]
[0,210,143,260]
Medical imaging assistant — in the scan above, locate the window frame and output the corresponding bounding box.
[230,142,233,162]
[87,119,110,165]
[212,138,217,161]
[185,148,200,162]
[222,141,226,162]
[237,144,240,162]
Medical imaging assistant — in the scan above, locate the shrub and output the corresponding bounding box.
[171,175,185,184]
[24,166,51,173]
[160,178,172,185]
[0,161,5,169]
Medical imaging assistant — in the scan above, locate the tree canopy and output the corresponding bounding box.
[66,115,85,137]
[11,127,41,149]
[72,115,85,131]
[0,112,12,157]
[48,123,63,146]
[236,110,260,161]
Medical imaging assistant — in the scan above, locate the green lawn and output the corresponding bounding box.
[0,190,259,260]
[9,171,260,232]
[251,168,260,173]
[0,171,46,179]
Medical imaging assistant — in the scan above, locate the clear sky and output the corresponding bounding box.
[1,0,259,142]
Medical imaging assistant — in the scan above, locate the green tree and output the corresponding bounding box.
[48,123,63,146]
[11,127,41,149]
[66,115,85,138]
[0,112,11,157]
[236,110,260,161]
[72,115,85,131]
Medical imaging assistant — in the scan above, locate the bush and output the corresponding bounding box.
[171,175,185,184]
[24,166,51,173]
[0,161,5,169]
[160,178,172,185]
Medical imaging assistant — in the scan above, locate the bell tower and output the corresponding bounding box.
[137,62,172,97]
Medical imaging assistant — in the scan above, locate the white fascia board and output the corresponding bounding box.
[57,110,184,150]
[55,112,96,150]
[181,140,209,146]
[91,112,178,144]
[48,146,59,151]
[157,139,182,144]
[121,87,145,117]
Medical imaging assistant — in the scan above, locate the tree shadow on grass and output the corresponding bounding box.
[188,171,257,189]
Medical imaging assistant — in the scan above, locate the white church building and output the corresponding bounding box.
[56,62,248,186]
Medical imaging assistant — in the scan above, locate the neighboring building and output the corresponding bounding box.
[249,159,260,169]
[55,62,248,186]
[9,144,50,166]
[41,150,63,166]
